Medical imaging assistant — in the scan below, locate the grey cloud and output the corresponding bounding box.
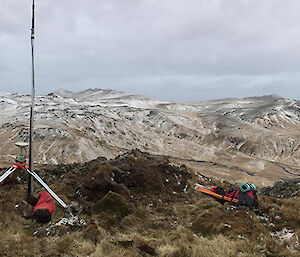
[0,0,300,101]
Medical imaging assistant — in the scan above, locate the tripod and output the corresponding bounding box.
[0,2,69,212]
[0,142,67,209]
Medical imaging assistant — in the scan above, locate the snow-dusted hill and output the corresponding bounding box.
[1,89,300,182]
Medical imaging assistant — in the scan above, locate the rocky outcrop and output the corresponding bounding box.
[259,178,300,198]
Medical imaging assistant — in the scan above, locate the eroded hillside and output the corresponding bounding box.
[1,90,300,185]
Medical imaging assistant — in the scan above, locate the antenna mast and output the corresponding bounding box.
[0,0,68,210]
[28,0,35,195]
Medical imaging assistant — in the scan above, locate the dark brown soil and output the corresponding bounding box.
[72,149,193,210]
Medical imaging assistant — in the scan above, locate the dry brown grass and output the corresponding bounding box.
[0,153,299,257]
[0,193,299,257]
[260,196,300,230]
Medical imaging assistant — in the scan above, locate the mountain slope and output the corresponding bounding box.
[1,89,300,185]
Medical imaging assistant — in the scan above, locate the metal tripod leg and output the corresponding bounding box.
[26,169,67,208]
[0,167,16,183]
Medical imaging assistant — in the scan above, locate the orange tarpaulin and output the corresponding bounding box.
[194,185,239,203]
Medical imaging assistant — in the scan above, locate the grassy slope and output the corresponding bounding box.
[0,151,299,257]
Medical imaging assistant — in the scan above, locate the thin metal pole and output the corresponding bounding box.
[28,0,35,196]
[27,169,68,208]
[0,167,16,183]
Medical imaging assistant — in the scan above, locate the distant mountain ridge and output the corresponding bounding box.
[1,88,300,184]
[51,88,158,102]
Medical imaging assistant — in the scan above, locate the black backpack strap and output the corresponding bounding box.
[252,191,258,208]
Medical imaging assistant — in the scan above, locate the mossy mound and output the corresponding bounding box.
[75,149,193,206]
[93,191,131,219]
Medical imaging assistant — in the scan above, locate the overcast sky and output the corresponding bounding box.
[1,0,300,102]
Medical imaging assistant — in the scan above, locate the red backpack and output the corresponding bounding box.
[32,192,55,223]
[210,186,258,208]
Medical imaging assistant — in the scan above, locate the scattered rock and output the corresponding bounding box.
[33,216,86,237]
[68,201,84,215]
[259,178,300,198]
[270,228,295,241]
[196,172,212,182]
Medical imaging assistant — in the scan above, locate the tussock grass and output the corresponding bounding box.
[260,196,300,230]
[157,227,257,257]
[0,194,299,257]
[0,152,299,257]
[90,238,141,257]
